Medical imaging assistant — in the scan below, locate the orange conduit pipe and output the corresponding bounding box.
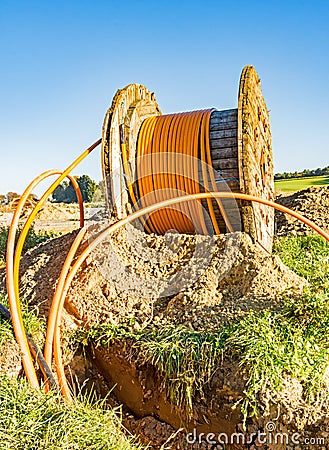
[136,111,234,235]
[6,139,101,389]
[6,170,85,389]
[44,227,87,397]
[50,191,329,399]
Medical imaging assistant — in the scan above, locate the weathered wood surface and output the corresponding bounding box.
[238,65,274,252]
[102,84,161,217]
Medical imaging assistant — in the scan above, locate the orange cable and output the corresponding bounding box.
[157,114,175,233]
[200,109,220,233]
[180,112,198,233]
[6,139,100,389]
[137,117,157,232]
[51,227,87,401]
[151,115,167,234]
[6,170,85,389]
[44,228,87,381]
[166,113,188,233]
[204,110,233,233]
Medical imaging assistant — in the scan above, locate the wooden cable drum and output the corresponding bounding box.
[101,65,274,252]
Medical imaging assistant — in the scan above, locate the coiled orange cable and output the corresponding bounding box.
[136,110,233,236]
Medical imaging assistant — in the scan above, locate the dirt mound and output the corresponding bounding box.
[34,202,80,222]
[7,227,306,332]
[275,185,329,236]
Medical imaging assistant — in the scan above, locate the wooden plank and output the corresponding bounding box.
[210,147,238,159]
[210,137,238,148]
[210,123,236,131]
[211,109,238,121]
[210,167,239,179]
[210,128,238,139]
[210,158,238,170]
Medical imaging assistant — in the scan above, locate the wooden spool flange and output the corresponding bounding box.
[101,84,161,215]
[102,65,274,252]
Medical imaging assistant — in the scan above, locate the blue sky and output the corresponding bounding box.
[0,0,328,195]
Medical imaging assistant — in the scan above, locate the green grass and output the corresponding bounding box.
[75,323,230,414]
[0,293,45,347]
[273,234,329,290]
[0,375,142,450]
[0,226,59,266]
[0,294,142,450]
[75,234,329,423]
[275,175,329,193]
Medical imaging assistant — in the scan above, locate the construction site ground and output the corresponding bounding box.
[1,186,329,449]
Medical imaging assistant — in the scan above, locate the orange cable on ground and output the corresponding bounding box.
[44,228,87,373]
[6,139,100,389]
[49,191,329,399]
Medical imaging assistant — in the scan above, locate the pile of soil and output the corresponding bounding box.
[0,202,81,232]
[275,186,329,236]
[32,202,80,222]
[1,223,328,449]
[6,226,306,331]
[0,338,22,378]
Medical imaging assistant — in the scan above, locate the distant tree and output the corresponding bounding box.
[275,165,329,180]
[92,180,105,203]
[52,175,97,203]
[52,182,69,203]
[77,175,97,202]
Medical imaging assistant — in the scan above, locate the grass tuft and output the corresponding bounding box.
[0,375,142,449]
[0,293,45,347]
[75,323,231,414]
[273,234,329,290]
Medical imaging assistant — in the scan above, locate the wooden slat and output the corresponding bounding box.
[210,128,238,139]
[210,120,237,131]
[211,109,238,121]
[210,158,237,170]
[210,148,238,159]
[212,136,238,147]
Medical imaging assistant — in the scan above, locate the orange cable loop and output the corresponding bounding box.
[6,139,101,389]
